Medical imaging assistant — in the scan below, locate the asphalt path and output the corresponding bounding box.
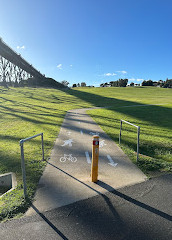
[0,174,171,240]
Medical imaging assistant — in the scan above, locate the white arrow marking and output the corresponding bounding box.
[67,131,71,135]
[85,152,91,164]
[99,140,106,148]
[80,130,83,135]
[107,155,118,167]
[61,139,74,147]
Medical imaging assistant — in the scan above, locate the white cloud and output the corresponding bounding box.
[129,78,135,81]
[57,64,62,69]
[104,73,117,76]
[17,45,25,49]
[136,79,144,82]
[70,64,73,67]
[117,70,127,74]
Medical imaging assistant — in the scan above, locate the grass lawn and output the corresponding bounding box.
[0,86,171,221]
[75,87,172,171]
[0,87,94,221]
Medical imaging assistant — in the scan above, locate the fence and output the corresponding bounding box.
[119,120,140,162]
[20,133,44,198]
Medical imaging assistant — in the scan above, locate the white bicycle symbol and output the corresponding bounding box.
[60,154,77,163]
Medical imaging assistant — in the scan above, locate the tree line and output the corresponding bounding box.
[142,79,172,88]
[100,79,128,87]
[100,78,172,88]
[72,82,94,88]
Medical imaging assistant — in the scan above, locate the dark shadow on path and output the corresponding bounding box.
[47,161,172,222]
[31,204,69,240]
[97,181,172,222]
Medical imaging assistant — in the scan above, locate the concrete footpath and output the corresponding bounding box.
[26,108,147,216]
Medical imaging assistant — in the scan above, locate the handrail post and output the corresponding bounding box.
[41,133,44,161]
[137,126,140,162]
[19,132,44,198]
[20,140,27,198]
[119,120,122,144]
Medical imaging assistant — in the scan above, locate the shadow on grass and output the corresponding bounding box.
[61,88,172,161]
[0,104,65,126]
[64,88,172,130]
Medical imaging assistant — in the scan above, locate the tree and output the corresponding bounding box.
[163,79,172,88]
[72,83,77,88]
[157,80,164,87]
[118,79,128,87]
[61,80,69,87]
[130,82,134,87]
[77,83,80,87]
[81,82,86,87]
[142,80,153,86]
[109,81,115,87]
[112,81,119,87]
[147,80,153,86]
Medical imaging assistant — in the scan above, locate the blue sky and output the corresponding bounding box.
[1,0,172,86]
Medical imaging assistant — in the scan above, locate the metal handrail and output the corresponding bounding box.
[20,133,44,198]
[119,120,140,162]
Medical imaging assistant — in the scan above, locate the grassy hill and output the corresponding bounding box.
[0,86,171,221]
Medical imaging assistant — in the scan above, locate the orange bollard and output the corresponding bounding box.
[91,135,99,182]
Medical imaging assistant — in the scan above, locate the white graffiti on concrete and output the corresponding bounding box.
[60,154,77,163]
[61,139,74,147]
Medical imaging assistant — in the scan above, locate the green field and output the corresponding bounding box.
[0,86,171,221]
